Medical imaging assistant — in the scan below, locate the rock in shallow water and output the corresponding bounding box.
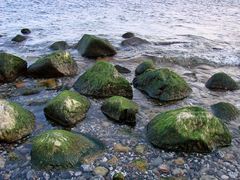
[115,65,131,74]
[11,34,27,42]
[135,60,155,75]
[122,32,135,39]
[121,37,150,46]
[21,28,31,35]
[49,41,69,51]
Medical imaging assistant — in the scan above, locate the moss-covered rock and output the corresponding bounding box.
[44,90,90,126]
[11,34,27,42]
[0,100,35,143]
[205,72,239,91]
[0,53,27,83]
[133,68,191,102]
[28,51,77,78]
[115,65,131,74]
[211,102,240,123]
[135,60,155,75]
[147,106,232,153]
[101,96,138,125]
[31,130,104,169]
[76,34,116,58]
[49,41,69,51]
[73,61,133,98]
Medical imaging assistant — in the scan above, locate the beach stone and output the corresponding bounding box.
[115,65,131,74]
[158,164,170,173]
[121,37,150,46]
[221,175,229,180]
[150,157,163,167]
[44,90,90,126]
[135,144,145,154]
[31,130,105,169]
[28,51,78,78]
[94,166,109,176]
[113,172,125,180]
[0,100,35,143]
[0,52,27,83]
[122,32,135,39]
[12,34,26,42]
[21,28,31,34]
[73,61,132,98]
[76,34,116,58]
[49,41,69,50]
[135,60,155,75]
[101,96,138,126]
[200,175,218,180]
[131,159,148,172]
[172,168,185,176]
[133,68,192,102]
[113,143,130,153]
[107,156,118,165]
[174,157,185,165]
[0,156,5,168]
[147,106,232,152]
[206,72,239,91]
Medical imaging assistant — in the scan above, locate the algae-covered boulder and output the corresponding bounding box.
[76,34,116,58]
[133,68,191,102]
[0,53,27,83]
[31,130,104,169]
[0,100,35,142]
[28,51,77,78]
[147,106,232,152]
[205,72,239,91]
[73,61,133,98]
[44,90,90,126]
[49,41,69,51]
[135,60,155,75]
[101,96,138,125]
[211,102,240,123]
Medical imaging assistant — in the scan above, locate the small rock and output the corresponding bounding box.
[75,171,82,176]
[172,168,185,176]
[150,157,163,167]
[131,159,148,172]
[113,172,125,180]
[158,164,170,174]
[0,156,5,168]
[200,175,218,180]
[43,172,50,180]
[12,34,27,42]
[113,143,130,153]
[94,166,109,176]
[135,144,145,154]
[122,32,135,39]
[121,37,150,46]
[115,65,131,74]
[174,157,185,165]
[21,28,31,34]
[82,164,93,172]
[108,156,118,165]
[221,175,229,180]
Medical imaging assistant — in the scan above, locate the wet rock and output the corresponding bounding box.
[122,32,135,39]
[174,157,185,165]
[0,99,35,143]
[18,87,42,96]
[28,51,78,78]
[135,144,145,154]
[131,159,148,172]
[113,172,125,180]
[93,166,109,176]
[115,65,131,74]
[158,164,170,173]
[133,68,192,102]
[121,37,150,46]
[107,156,118,165]
[0,52,27,83]
[44,90,90,127]
[12,34,27,42]
[49,41,69,51]
[172,168,185,176]
[205,72,239,91]
[101,96,138,126]
[147,106,232,153]
[73,61,132,98]
[76,34,116,58]
[135,60,155,75]
[113,143,130,153]
[0,156,5,168]
[21,28,31,34]
[150,157,163,167]
[200,175,218,180]
[211,102,240,122]
[31,130,105,169]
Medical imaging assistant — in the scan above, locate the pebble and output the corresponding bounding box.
[75,171,82,176]
[172,168,185,176]
[135,145,145,154]
[174,157,185,165]
[158,164,170,174]
[221,175,229,180]
[113,144,130,153]
[108,156,118,165]
[200,175,218,180]
[94,166,109,176]
[150,157,163,167]
[0,156,5,168]
[81,164,93,172]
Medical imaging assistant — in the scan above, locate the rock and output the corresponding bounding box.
[76,34,116,58]
[133,68,192,102]
[113,172,125,180]
[205,72,239,91]
[31,130,105,169]
[122,32,135,39]
[211,102,240,122]
[0,99,35,142]
[147,106,232,152]
[158,164,170,173]
[135,144,145,154]
[107,156,118,165]
[150,157,163,167]
[21,28,31,34]
[200,175,218,180]
[93,166,109,176]
[221,175,229,180]
[172,168,185,176]
[131,159,148,172]
[0,52,27,83]
[44,90,90,126]
[135,60,155,75]
[49,41,69,51]
[73,61,132,98]
[121,37,150,46]
[28,51,78,78]
[115,65,131,74]
[113,143,130,153]
[18,87,42,96]
[174,157,185,165]
[101,96,138,126]
[0,156,5,168]
[12,34,27,42]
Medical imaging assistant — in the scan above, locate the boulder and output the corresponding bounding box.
[133,68,191,102]
[31,130,104,169]
[28,51,77,78]
[44,90,90,126]
[115,65,131,74]
[205,72,239,91]
[135,60,155,75]
[73,61,133,98]
[21,28,31,35]
[122,32,135,39]
[11,34,27,42]
[76,34,116,58]
[49,41,69,51]
[101,96,138,125]
[0,52,27,83]
[147,106,232,152]
[121,37,150,46]
[0,100,35,142]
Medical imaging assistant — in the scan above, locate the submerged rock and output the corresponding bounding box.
[31,130,104,169]
[11,34,27,42]
[76,34,116,58]
[0,52,27,83]
[122,32,135,39]
[211,102,240,122]
[21,28,31,35]
[49,41,69,51]
[121,37,150,46]
[28,51,77,78]
[133,68,191,102]
[73,61,133,98]
[135,60,155,75]
[115,65,131,74]
[147,106,232,152]
[206,72,239,91]
[101,96,138,126]
[44,90,90,126]
[0,100,35,143]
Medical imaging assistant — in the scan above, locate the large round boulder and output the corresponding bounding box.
[0,100,35,143]
[31,130,105,169]
[0,53,27,83]
[28,51,78,78]
[147,106,232,153]
[76,34,116,59]
[73,61,133,98]
[101,96,138,126]
[44,90,90,126]
[135,60,155,75]
[133,68,191,102]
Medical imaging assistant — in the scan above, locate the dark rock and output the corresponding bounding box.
[12,35,27,42]
[113,172,125,180]
[121,37,150,46]
[122,32,135,39]
[21,28,31,35]
[49,41,69,51]
[115,65,131,74]
[135,60,155,75]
